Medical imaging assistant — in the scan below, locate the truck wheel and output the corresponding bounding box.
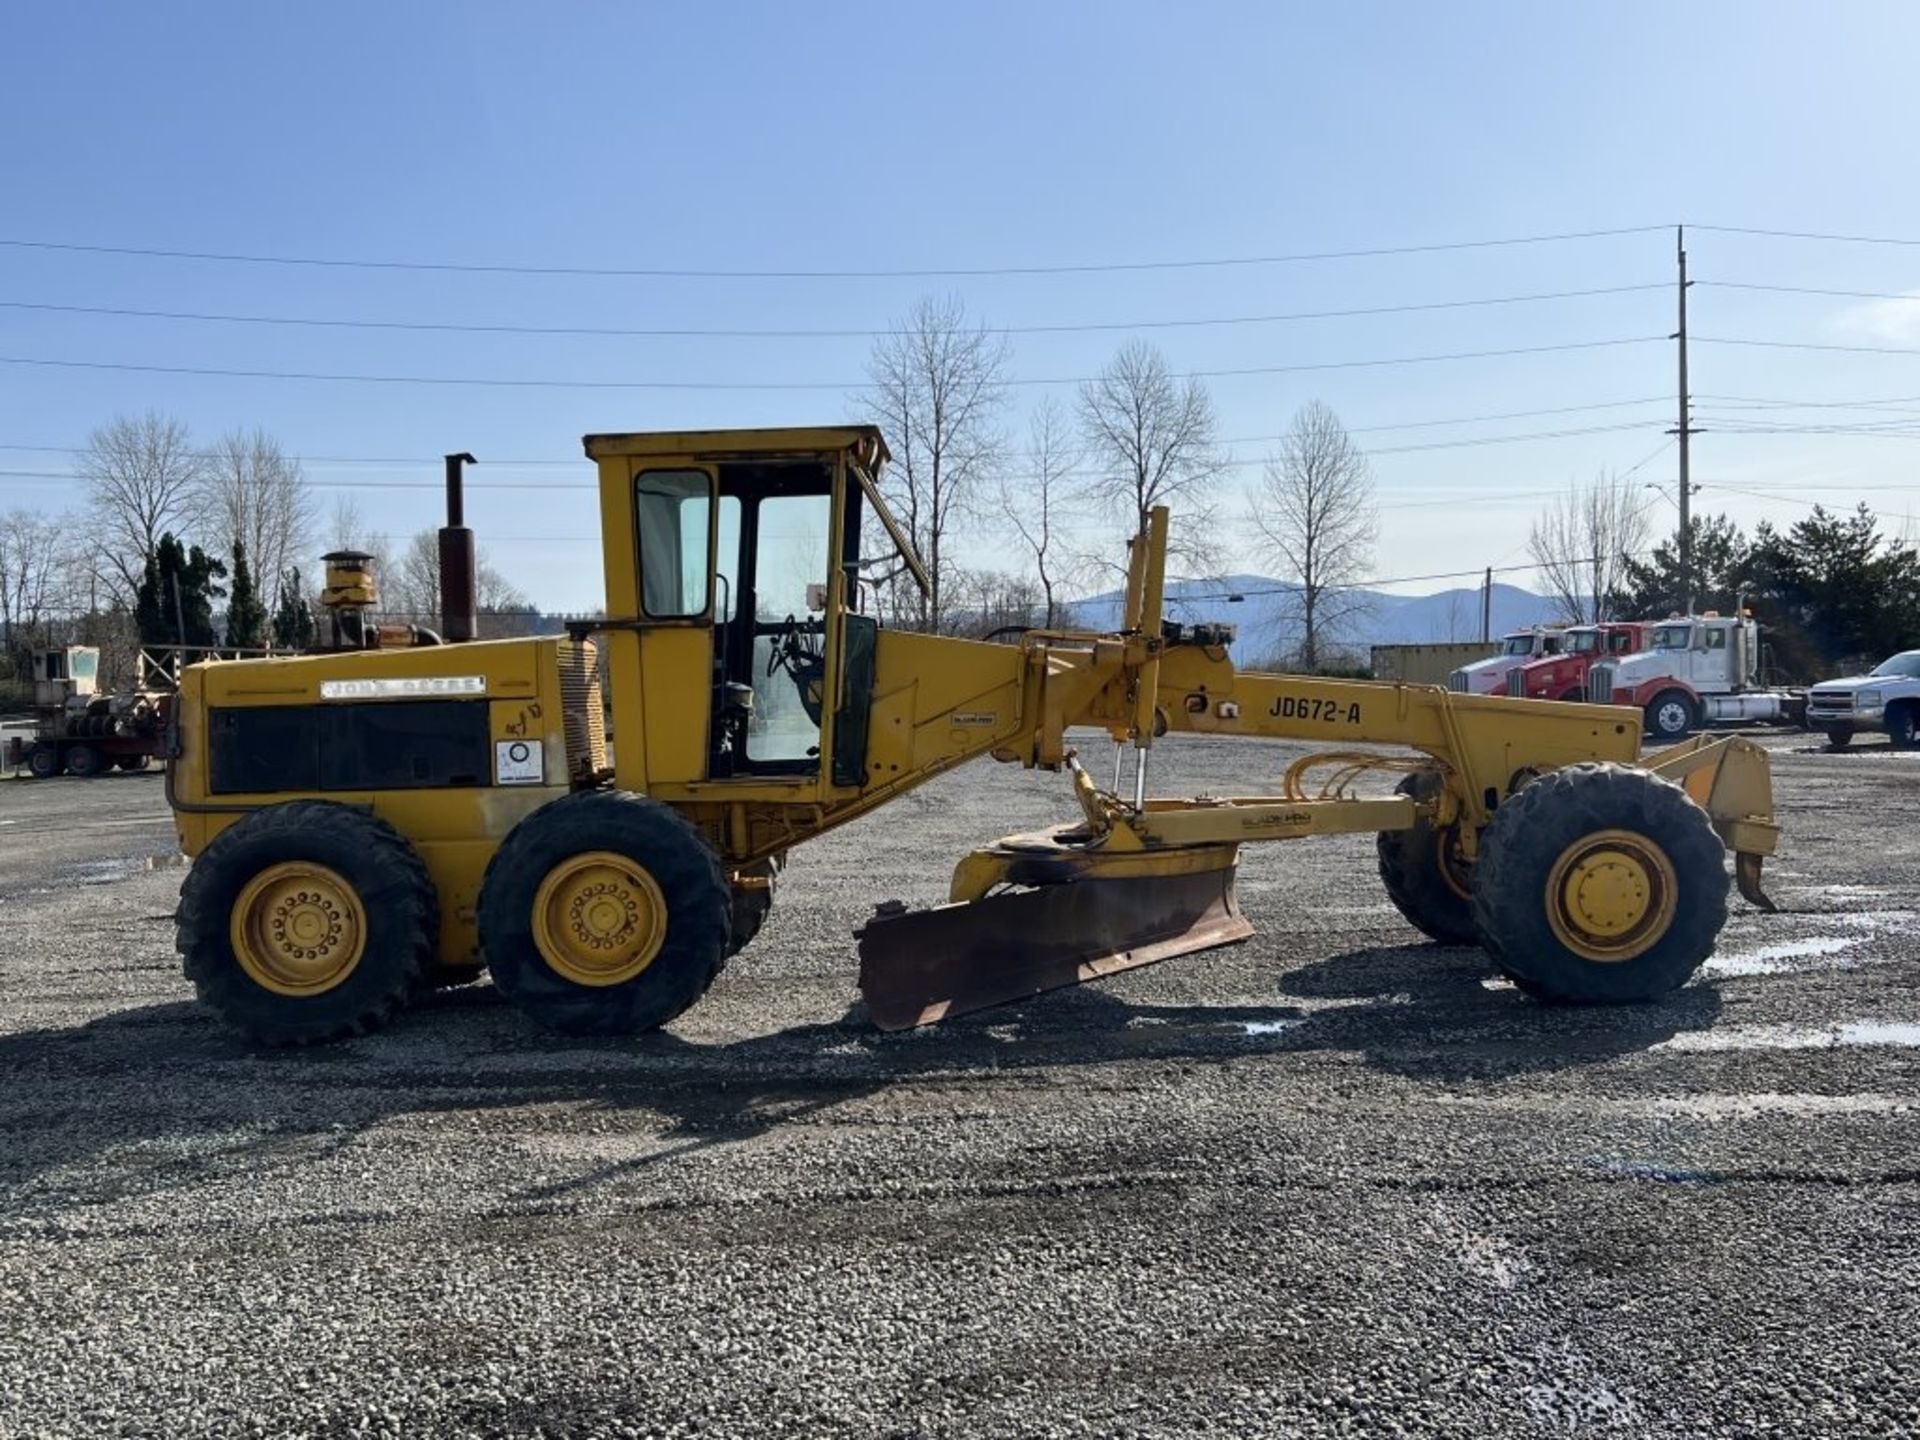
[116,755,153,772]
[1888,704,1918,751]
[1643,690,1696,742]
[177,801,437,1045]
[65,743,104,778]
[26,744,63,779]
[1824,728,1854,751]
[1376,771,1480,946]
[1471,763,1728,1004]
[478,791,730,1036]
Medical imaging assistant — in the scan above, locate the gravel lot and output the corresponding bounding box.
[1,732,1917,1438]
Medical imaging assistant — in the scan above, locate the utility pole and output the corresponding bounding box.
[1592,549,1603,625]
[1480,566,1492,643]
[1669,225,1697,613]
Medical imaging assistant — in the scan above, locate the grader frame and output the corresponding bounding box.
[163,426,1780,1045]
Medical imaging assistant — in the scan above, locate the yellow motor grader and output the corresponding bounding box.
[164,427,1780,1044]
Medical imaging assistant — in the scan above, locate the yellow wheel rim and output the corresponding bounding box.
[531,850,668,987]
[1435,827,1475,902]
[1544,828,1679,963]
[229,862,368,997]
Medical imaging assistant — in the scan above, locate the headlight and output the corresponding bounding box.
[1857,689,1883,709]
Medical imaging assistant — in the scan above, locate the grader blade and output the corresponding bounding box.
[855,842,1251,1031]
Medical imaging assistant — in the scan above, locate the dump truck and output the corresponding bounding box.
[163,427,1781,1046]
[6,645,169,778]
[1507,621,1654,702]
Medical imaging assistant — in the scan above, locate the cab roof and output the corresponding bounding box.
[582,425,889,464]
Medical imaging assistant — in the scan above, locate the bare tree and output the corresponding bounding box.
[999,395,1078,628]
[860,294,1009,632]
[1251,401,1377,671]
[0,508,67,673]
[200,427,314,597]
[79,412,206,599]
[1527,473,1653,624]
[1077,340,1226,569]
[384,528,537,636]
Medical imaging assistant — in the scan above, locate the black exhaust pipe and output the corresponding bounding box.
[439,452,478,642]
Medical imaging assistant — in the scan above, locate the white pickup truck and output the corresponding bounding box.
[1805,650,1920,749]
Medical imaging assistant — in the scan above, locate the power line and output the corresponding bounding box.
[1697,336,1920,359]
[1701,280,1920,303]
[1691,224,1920,249]
[0,421,1667,494]
[0,225,1671,280]
[0,336,1666,392]
[0,397,1673,470]
[0,283,1671,340]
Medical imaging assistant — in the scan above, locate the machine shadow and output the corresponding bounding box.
[0,951,1720,1209]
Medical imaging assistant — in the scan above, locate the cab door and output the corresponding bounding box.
[602,463,719,792]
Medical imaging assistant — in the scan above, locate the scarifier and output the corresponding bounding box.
[163,427,1781,1045]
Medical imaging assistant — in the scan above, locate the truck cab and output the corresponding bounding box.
[1806,649,1920,749]
[1507,621,1651,701]
[1447,628,1564,695]
[1587,613,1791,741]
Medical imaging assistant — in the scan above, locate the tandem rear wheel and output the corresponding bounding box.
[176,801,439,1045]
[1376,770,1480,946]
[1471,763,1729,1004]
[478,790,732,1036]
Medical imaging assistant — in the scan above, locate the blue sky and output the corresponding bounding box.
[5,2,1920,613]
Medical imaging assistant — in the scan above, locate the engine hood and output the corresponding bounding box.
[1809,674,1878,695]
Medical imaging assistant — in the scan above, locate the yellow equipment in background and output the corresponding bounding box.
[165,426,1779,1044]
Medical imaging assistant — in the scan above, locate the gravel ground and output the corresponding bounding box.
[1,732,1917,1438]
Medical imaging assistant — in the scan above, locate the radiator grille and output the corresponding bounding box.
[1447,670,1470,693]
[1587,664,1617,703]
[1505,669,1527,698]
[557,638,608,782]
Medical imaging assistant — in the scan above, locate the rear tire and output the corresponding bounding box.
[1472,763,1728,1004]
[65,743,104,778]
[479,791,731,1036]
[177,801,437,1045]
[1888,703,1918,751]
[26,744,62,779]
[1643,690,1696,742]
[1376,771,1480,946]
[1824,727,1854,751]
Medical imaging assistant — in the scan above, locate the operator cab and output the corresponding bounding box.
[586,426,920,791]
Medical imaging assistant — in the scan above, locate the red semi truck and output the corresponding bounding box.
[1586,613,1804,741]
[1507,621,1655,701]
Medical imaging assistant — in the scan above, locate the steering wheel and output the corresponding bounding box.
[766,614,812,678]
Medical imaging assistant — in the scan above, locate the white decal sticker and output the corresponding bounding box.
[495,738,545,785]
[951,712,998,727]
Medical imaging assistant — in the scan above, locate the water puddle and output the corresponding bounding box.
[1705,910,1915,977]
[54,853,186,887]
[1660,1021,1920,1053]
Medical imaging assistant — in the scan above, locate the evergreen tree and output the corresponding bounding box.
[224,538,267,648]
[134,533,227,648]
[271,567,318,651]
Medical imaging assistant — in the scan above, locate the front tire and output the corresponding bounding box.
[26,744,62,779]
[1472,763,1728,1004]
[1888,703,1918,751]
[1376,771,1480,946]
[478,791,731,1036]
[1644,690,1696,742]
[1824,727,1854,751]
[176,802,437,1044]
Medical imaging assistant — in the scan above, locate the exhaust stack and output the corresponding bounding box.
[439,452,478,642]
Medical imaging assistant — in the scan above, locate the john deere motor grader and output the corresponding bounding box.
[164,426,1780,1045]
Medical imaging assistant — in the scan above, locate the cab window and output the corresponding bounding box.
[635,469,712,617]
[1652,624,1692,651]
[1703,628,1727,650]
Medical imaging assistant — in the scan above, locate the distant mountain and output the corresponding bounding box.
[1065,574,1560,666]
